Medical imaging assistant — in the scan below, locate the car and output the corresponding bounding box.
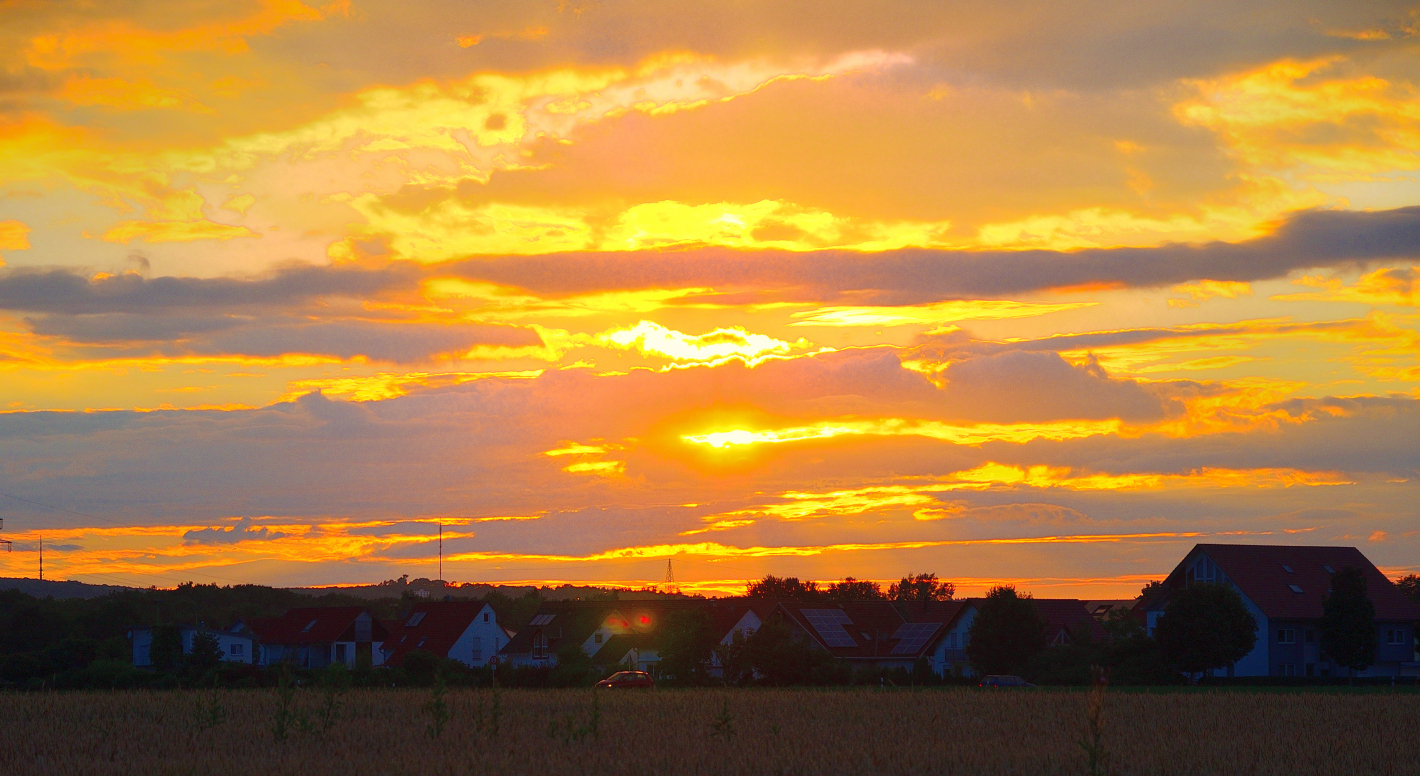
[979,675,1035,688]
[596,670,654,689]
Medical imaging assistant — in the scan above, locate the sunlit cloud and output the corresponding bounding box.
[789,300,1094,327]
[598,320,809,365]
[683,418,1121,449]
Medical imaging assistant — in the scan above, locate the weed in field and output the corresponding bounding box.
[710,698,735,741]
[196,685,226,732]
[271,670,297,742]
[1079,666,1110,776]
[425,675,449,740]
[547,692,601,744]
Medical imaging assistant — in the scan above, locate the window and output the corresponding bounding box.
[483,612,489,622]
[302,619,318,632]
[471,637,481,662]
[1282,564,1294,573]
[1323,565,1335,574]
[1387,629,1406,645]
[1304,629,1315,644]
[1305,664,1315,677]
[229,643,244,656]
[1187,557,1219,584]
[1288,584,1304,594]
[1277,628,1296,644]
[405,612,426,628]
[594,633,603,644]
[335,643,347,663]
[1278,664,1296,677]
[532,632,548,658]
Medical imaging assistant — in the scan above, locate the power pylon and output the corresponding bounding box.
[663,558,679,595]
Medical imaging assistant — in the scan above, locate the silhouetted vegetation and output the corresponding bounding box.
[1155,583,1256,678]
[1321,566,1377,677]
[967,585,1047,676]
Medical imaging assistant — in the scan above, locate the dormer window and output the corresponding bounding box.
[1323,565,1335,574]
[1282,565,1294,573]
[302,619,318,632]
[1288,584,1304,594]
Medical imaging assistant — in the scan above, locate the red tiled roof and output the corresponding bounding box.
[1031,599,1110,644]
[1175,544,1420,621]
[246,607,384,645]
[383,601,490,667]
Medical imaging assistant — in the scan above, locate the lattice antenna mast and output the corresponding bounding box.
[438,522,443,583]
[664,558,679,595]
[0,518,10,552]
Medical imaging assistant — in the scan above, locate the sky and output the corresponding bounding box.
[1,0,1419,597]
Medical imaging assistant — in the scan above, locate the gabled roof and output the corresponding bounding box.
[1032,599,1110,644]
[1167,544,1420,621]
[382,601,493,667]
[245,607,386,645]
[591,633,657,666]
[777,601,920,660]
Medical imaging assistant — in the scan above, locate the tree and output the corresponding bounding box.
[888,573,954,603]
[656,608,717,684]
[1321,566,1377,677]
[403,650,441,686]
[1396,574,1420,605]
[1138,580,1165,603]
[825,578,884,601]
[966,586,1047,676]
[549,641,598,687]
[189,630,223,671]
[720,617,827,685]
[1155,583,1256,678]
[149,625,184,671]
[745,575,821,601]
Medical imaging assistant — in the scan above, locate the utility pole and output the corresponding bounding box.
[38,536,42,581]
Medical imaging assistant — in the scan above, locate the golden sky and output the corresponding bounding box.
[1,0,1419,595]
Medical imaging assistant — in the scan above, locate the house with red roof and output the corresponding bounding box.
[244,606,390,669]
[381,600,510,668]
[1141,544,1420,678]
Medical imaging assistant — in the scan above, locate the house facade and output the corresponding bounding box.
[381,600,510,668]
[128,625,253,668]
[1141,544,1420,678]
[244,606,389,669]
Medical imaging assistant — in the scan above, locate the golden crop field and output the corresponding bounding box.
[1,688,1415,776]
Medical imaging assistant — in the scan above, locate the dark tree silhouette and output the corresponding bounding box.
[1138,580,1165,603]
[1321,566,1377,676]
[1155,583,1256,677]
[746,575,821,601]
[1396,574,1419,605]
[656,608,717,684]
[889,573,954,603]
[189,630,223,670]
[966,586,1047,675]
[149,624,183,671]
[825,578,884,601]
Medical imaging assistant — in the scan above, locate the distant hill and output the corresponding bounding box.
[0,577,131,600]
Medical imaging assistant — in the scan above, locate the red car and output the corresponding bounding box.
[596,671,654,689]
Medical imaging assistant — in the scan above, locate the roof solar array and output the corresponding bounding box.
[529,614,555,626]
[405,612,426,628]
[890,622,940,655]
[801,609,857,647]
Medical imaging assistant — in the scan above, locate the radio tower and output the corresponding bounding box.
[663,558,679,595]
[0,518,10,552]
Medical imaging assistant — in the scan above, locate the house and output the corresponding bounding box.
[1084,600,1136,620]
[381,600,511,668]
[501,599,742,673]
[245,606,390,669]
[919,598,1107,678]
[773,600,958,672]
[1141,544,1420,678]
[128,625,254,668]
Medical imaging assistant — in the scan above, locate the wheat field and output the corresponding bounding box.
[1,688,1414,776]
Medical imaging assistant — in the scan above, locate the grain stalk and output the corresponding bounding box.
[1079,666,1110,776]
[425,674,449,740]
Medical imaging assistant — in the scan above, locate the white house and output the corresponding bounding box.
[383,600,511,668]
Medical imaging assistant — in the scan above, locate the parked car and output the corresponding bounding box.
[596,670,654,689]
[979,675,1034,688]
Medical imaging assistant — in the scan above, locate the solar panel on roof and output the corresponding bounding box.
[529,614,555,626]
[1288,584,1304,594]
[890,622,940,655]
[405,612,426,627]
[801,609,857,647]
